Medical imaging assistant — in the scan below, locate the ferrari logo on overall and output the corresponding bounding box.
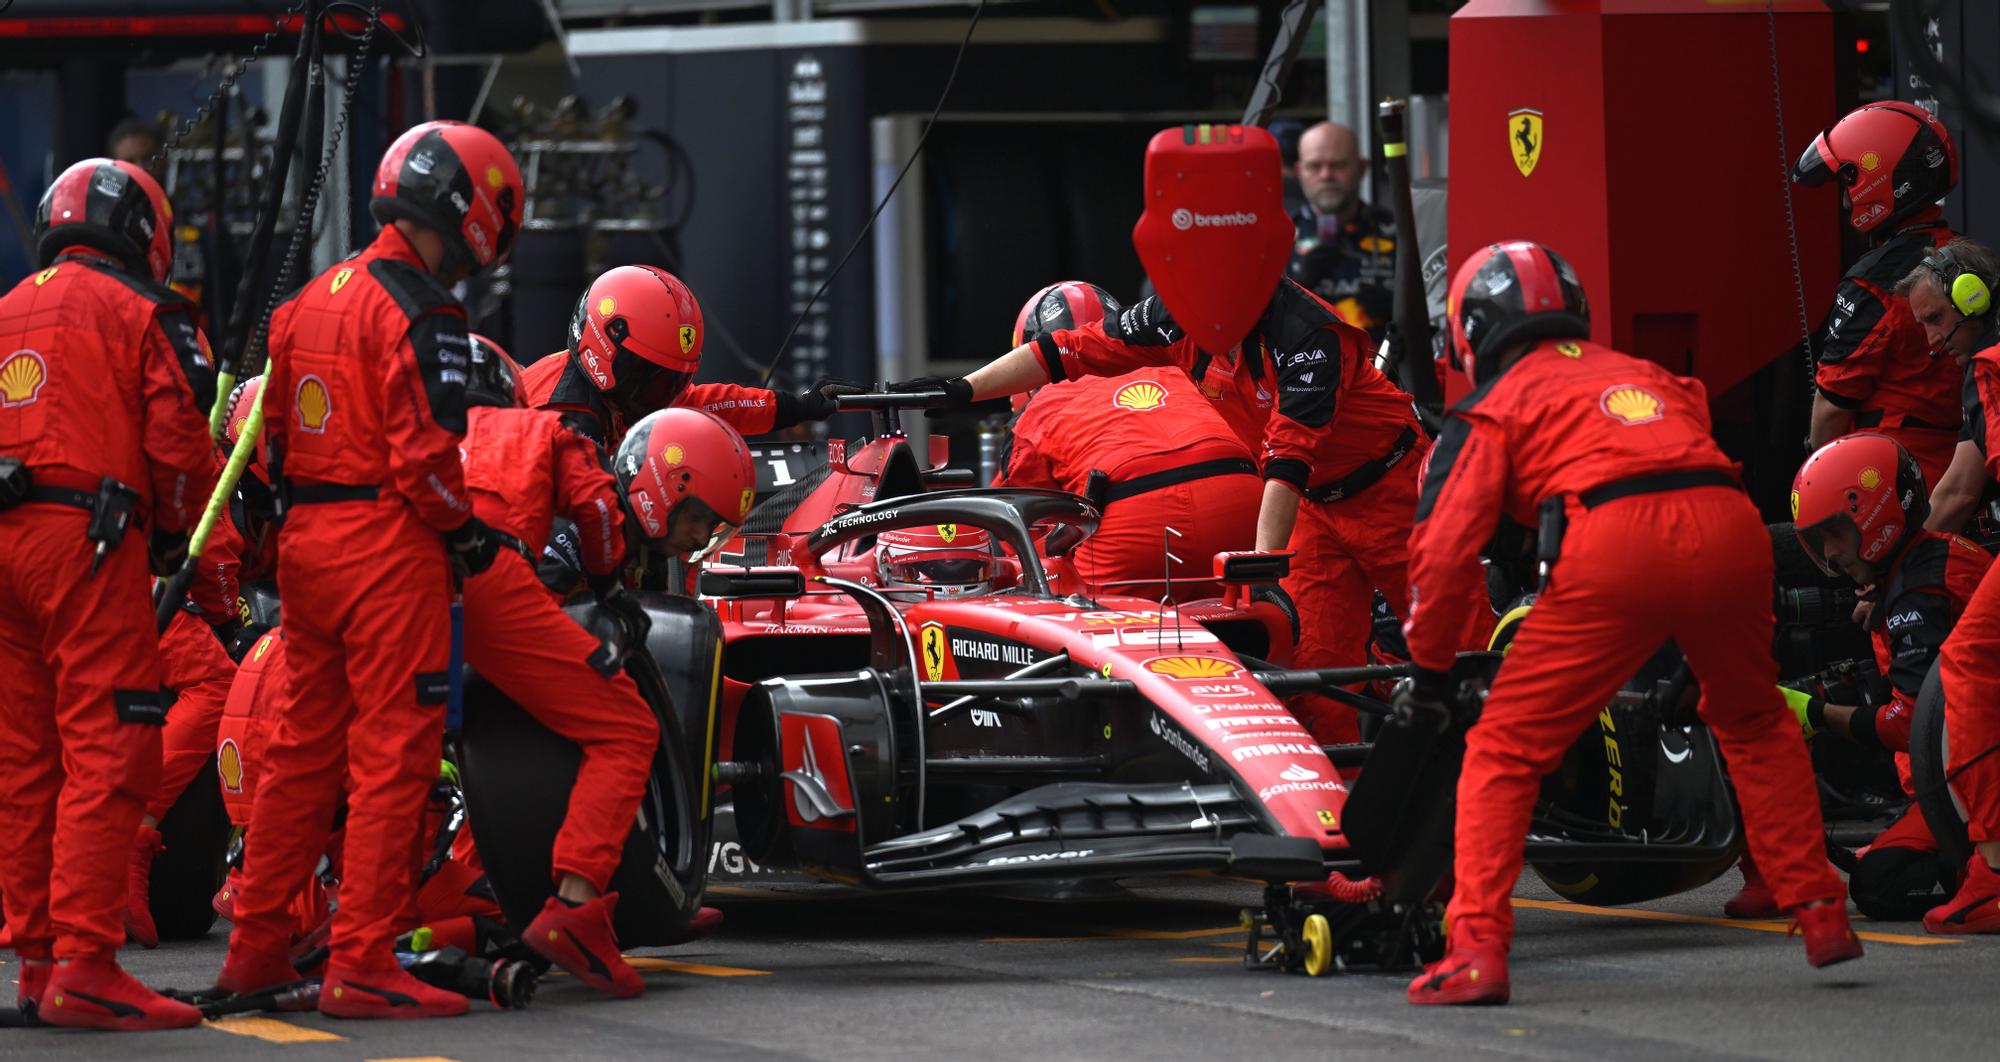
[1508,108,1544,177]
[921,623,948,681]
[329,267,354,295]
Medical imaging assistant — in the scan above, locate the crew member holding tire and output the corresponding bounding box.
[1927,259,2000,931]
[991,281,1263,604]
[893,131,1429,746]
[455,333,660,998]
[520,264,854,451]
[1726,434,1991,922]
[212,120,520,1020]
[1399,240,1860,1005]
[0,158,216,1030]
[1796,101,1963,488]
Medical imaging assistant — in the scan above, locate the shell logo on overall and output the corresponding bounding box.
[1599,385,1663,426]
[296,376,332,433]
[0,350,48,407]
[1113,381,1167,411]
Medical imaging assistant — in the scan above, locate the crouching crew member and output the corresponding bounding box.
[1400,240,1859,1005]
[1724,435,1990,923]
[0,158,217,1030]
[212,120,520,1020]
[992,281,1262,602]
[521,264,853,451]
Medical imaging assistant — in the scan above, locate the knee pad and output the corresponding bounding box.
[1851,846,1954,922]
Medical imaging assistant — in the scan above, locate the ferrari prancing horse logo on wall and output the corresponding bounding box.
[1509,108,1543,178]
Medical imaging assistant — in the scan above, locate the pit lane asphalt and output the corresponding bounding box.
[6,871,1992,1061]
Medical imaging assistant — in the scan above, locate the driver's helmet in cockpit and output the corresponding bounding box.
[875,523,995,597]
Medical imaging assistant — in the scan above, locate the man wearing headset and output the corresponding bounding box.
[1903,238,2000,533]
[1795,102,1963,489]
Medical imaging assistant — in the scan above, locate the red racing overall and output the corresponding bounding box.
[0,250,216,961]
[226,225,474,978]
[993,369,1260,600]
[1935,338,2000,854]
[1034,280,1429,741]
[1816,212,1960,486]
[522,349,809,450]
[459,404,657,892]
[1405,337,1845,947]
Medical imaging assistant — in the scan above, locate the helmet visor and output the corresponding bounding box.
[1795,514,1860,578]
[883,554,993,589]
[1793,136,1854,189]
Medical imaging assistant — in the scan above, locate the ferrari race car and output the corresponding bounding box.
[447,393,1818,977]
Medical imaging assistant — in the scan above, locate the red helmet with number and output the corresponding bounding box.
[1012,281,1121,348]
[1445,240,1591,387]
[1794,101,1957,235]
[613,408,755,547]
[570,265,704,415]
[876,524,995,598]
[465,332,524,409]
[370,120,523,274]
[35,158,174,281]
[1791,432,1929,579]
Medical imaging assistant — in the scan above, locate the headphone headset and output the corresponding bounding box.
[1924,246,1993,318]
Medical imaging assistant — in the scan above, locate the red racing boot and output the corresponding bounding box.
[211,867,243,922]
[39,956,203,1031]
[1721,856,1779,919]
[124,825,163,949]
[319,963,469,1020]
[524,894,644,999]
[16,959,52,1022]
[1407,928,1510,1005]
[686,905,724,939]
[1923,855,2000,934]
[215,942,307,998]
[1790,899,1864,967]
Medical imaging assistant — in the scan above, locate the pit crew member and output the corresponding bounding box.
[0,158,215,1030]
[1401,240,1859,1005]
[1899,238,2000,534]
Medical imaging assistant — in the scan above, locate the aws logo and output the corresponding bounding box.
[1113,380,1167,411]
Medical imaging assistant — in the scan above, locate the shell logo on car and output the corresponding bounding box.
[0,350,47,407]
[1144,655,1243,680]
[296,375,332,433]
[1113,380,1167,411]
[1598,384,1663,426]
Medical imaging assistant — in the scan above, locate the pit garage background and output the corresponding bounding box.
[2,0,1996,514]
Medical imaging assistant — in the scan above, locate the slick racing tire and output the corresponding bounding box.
[1488,608,1738,906]
[461,595,725,947]
[1909,658,1973,870]
[151,756,231,940]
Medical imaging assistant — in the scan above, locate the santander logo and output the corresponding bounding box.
[1279,763,1319,782]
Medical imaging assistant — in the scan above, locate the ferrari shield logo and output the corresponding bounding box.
[920,623,948,682]
[329,267,354,295]
[936,524,957,544]
[1508,108,1544,177]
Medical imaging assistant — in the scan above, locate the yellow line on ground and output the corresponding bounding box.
[1511,898,1960,946]
[623,957,771,977]
[1170,956,1243,964]
[205,1015,346,1043]
[986,924,1243,944]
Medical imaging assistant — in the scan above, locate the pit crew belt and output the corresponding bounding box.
[25,485,100,511]
[1104,457,1259,505]
[1578,469,1741,510]
[1302,425,1419,504]
[287,482,379,506]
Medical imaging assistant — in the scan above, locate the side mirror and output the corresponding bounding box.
[697,567,806,600]
[1215,550,1292,584]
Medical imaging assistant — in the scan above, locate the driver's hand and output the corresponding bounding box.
[885,375,974,411]
[1390,665,1453,732]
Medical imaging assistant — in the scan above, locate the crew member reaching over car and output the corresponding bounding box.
[1400,240,1859,1005]
[991,281,1262,603]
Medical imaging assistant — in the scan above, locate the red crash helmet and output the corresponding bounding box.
[613,407,755,546]
[876,524,995,598]
[1012,280,1121,348]
[570,265,705,413]
[224,375,267,484]
[36,157,174,282]
[1791,432,1929,578]
[1794,101,1957,235]
[465,332,524,409]
[1446,240,1590,387]
[370,120,523,274]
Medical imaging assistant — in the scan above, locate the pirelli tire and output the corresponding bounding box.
[1489,604,1737,906]
[460,594,725,947]
[1909,658,1973,870]
[150,756,232,940]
